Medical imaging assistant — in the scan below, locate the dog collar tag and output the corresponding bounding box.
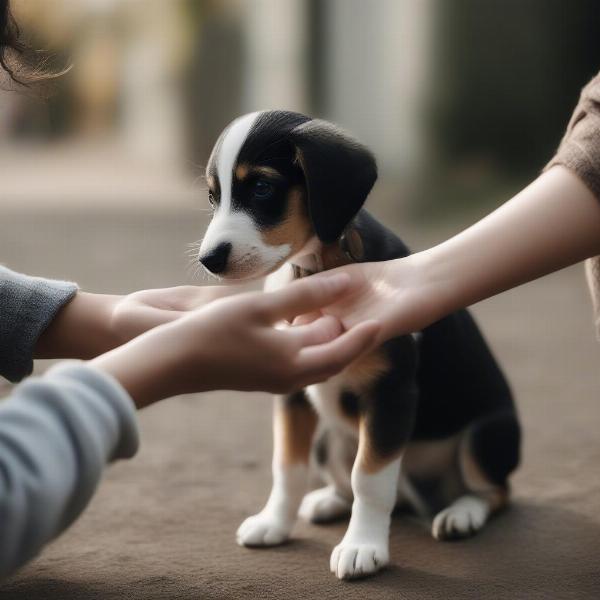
[290,253,323,279]
[340,228,364,261]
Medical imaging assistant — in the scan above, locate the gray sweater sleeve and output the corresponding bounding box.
[0,265,78,383]
[0,361,139,579]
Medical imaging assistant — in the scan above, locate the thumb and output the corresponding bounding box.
[296,320,381,384]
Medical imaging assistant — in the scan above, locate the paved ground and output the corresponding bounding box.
[1,207,599,599]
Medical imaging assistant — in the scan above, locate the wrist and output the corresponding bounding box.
[90,320,206,408]
[381,250,453,335]
[414,245,465,320]
[36,291,124,359]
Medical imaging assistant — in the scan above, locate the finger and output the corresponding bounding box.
[291,311,322,326]
[295,320,380,383]
[258,273,352,323]
[288,315,343,347]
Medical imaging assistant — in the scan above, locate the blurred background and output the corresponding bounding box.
[2,0,599,231]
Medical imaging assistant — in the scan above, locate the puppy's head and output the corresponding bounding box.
[198,110,377,281]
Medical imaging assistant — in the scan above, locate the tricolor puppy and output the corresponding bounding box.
[198,111,521,580]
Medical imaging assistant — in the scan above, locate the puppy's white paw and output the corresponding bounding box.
[236,512,291,547]
[432,495,490,541]
[299,486,352,523]
[330,541,389,580]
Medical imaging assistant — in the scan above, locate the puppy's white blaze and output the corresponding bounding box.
[216,111,261,210]
[199,209,291,278]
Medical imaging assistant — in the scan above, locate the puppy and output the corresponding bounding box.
[197,111,521,580]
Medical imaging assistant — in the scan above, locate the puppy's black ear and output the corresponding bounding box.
[289,119,377,243]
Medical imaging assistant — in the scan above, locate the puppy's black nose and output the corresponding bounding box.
[199,242,232,274]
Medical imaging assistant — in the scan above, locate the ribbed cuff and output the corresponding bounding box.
[545,139,600,202]
[0,267,78,382]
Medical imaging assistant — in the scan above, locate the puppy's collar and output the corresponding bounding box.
[290,227,364,279]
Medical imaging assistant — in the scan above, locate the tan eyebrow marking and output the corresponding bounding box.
[251,165,284,180]
[235,163,250,181]
[206,175,216,190]
[235,164,285,182]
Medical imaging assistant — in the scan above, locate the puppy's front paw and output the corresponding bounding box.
[299,486,352,523]
[236,512,292,547]
[432,495,490,541]
[329,541,389,580]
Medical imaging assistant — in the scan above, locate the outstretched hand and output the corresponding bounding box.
[296,255,439,345]
[91,273,381,406]
[110,284,239,341]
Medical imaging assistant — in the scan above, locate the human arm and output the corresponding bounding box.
[318,165,600,342]
[35,284,236,361]
[0,362,138,579]
[316,72,600,341]
[0,273,377,578]
[0,264,239,380]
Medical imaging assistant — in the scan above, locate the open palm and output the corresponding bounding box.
[310,256,439,344]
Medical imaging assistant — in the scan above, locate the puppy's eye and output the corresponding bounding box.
[253,180,274,200]
[208,192,216,207]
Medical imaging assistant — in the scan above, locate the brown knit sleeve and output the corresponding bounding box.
[545,72,600,200]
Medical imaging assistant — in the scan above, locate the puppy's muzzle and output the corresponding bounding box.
[199,241,232,275]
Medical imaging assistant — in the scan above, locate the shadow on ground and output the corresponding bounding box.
[3,503,599,600]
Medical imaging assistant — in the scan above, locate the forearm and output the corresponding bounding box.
[35,292,124,360]
[89,323,196,409]
[364,166,600,341]
[35,285,235,361]
[415,166,600,318]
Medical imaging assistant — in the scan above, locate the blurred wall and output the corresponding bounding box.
[1,0,599,218]
[430,0,600,175]
[313,0,432,174]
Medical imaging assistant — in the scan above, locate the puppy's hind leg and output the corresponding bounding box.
[237,391,316,547]
[299,429,354,524]
[432,409,521,541]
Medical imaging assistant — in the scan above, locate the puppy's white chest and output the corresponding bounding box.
[305,375,358,438]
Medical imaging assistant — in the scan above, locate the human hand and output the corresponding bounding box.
[297,254,440,344]
[111,284,238,342]
[310,166,600,344]
[91,273,380,407]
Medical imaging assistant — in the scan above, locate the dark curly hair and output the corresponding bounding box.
[1,0,68,86]
[0,0,26,83]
